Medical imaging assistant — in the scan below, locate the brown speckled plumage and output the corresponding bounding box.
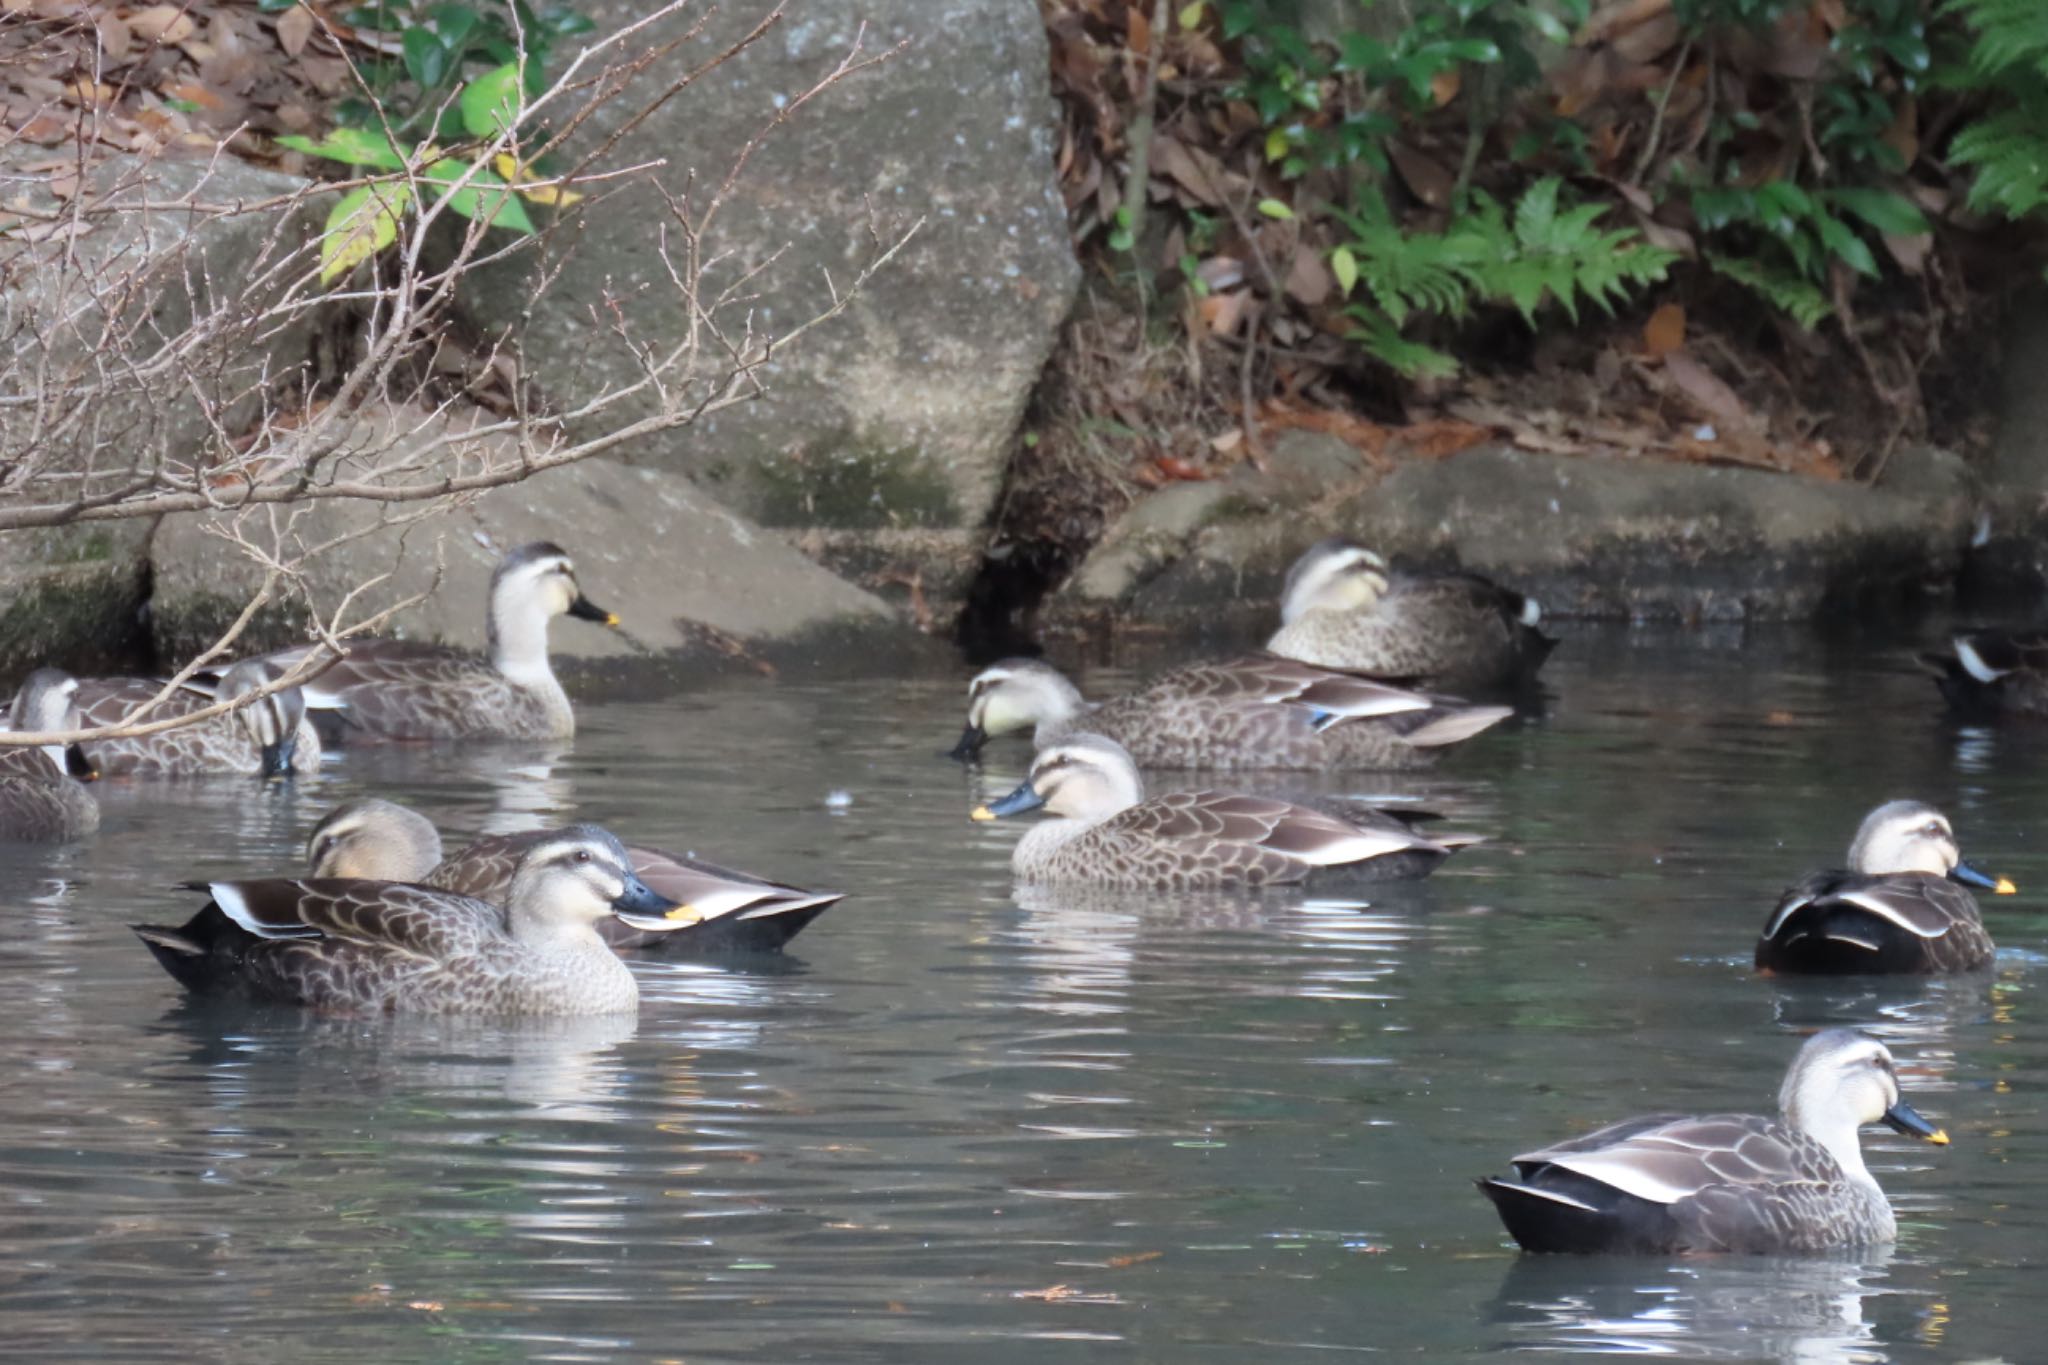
[77,678,321,776]
[1270,573,1552,691]
[134,825,685,1015]
[960,655,1509,772]
[978,734,1473,890]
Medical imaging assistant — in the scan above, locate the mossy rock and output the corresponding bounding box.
[742,443,960,531]
[0,561,151,676]
[147,591,306,671]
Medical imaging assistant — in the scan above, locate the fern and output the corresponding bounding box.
[1342,306,1460,379]
[1705,252,1834,330]
[1330,177,1675,378]
[1945,0,2048,220]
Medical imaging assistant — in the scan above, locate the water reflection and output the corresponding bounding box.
[1490,1252,1905,1362]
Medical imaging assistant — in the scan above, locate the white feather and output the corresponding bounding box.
[1519,597,1543,627]
[1540,1144,1702,1207]
[1955,637,2004,685]
[1490,1179,1601,1213]
[1833,888,1947,937]
[1290,827,1429,868]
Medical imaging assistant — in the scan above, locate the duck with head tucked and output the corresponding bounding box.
[306,797,842,954]
[214,542,620,742]
[969,733,1475,889]
[76,659,319,778]
[132,825,693,1015]
[1479,1029,1948,1254]
[0,669,100,841]
[1919,629,2048,720]
[950,656,1510,772]
[1265,538,1555,692]
[1756,800,2014,975]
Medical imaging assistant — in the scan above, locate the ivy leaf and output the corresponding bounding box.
[1257,198,1295,220]
[319,181,414,283]
[402,27,450,89]
[426,159,536,233]
[1330,245,1358,295]
[460,61,525,138]
[277,127,406,169]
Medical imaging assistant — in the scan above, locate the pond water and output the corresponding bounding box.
[0,621,2043,1362]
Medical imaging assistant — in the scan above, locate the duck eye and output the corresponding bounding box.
[574,849,592,864]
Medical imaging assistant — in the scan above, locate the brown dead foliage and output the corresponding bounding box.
[1039,0,2009,489]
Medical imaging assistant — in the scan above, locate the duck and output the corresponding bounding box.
[1478,1029,1949,1254]
[0,669,101,842]
[1264,538,1555,691]
[305,797,842,954]
[131,824,691,1015]
[948,656,1511,772]
[1919,629,2048,720]
[968,732,1476,889]
[76,660,320,778]
[1756,800,2014,975]
[212,542,619,742]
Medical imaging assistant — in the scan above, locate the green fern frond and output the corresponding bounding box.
[1944,0,2048,81]
[1343,305,1460,379]
[1706,252,1834,330]
[1950,103,2048,218]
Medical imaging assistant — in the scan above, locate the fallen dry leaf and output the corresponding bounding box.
[1388,139,1453,209]
[1659,350,1755,433]
[127,4,197,44]
[276,4,314,56]
[1106,1251,1163,1269]
[1642,302,1685,357]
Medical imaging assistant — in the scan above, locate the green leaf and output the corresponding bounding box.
[1178,0,1204,28]
[460,61,525,138]
[1827,187,1932,236]
[1256,198,1295,220]
[1448,38,1502,62]
[1814,214,1879,275]
[1707,251,1832,329]
[425,158,535,233]
[429,3,479,49]
[402,27,450,89]
[1343,306,1459,378]
[320,181,414,283]
[1330,245,1358,295]
[277,127,406,169]
[1529,10,1570,44]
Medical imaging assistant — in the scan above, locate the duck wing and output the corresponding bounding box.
[1133,655,1436,720]
[203,878,506,955]
[1758,870,1991,973]
[1920,629,2048,718]
[1109,791,1448,869]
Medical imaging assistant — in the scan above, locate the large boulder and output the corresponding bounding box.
[0,155,321,675]
[1049,440,1979,628]
[466,0,1079,612]
[147,405,907,676]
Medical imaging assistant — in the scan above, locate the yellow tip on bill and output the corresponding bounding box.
[604,613,622,628]
[665,904,703,924]
[1995,878,2018,895]
[969,805,995,822]
[1927,1128,1951,1146]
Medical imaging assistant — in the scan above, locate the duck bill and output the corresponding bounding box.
[970,781,1045,822]
[1882,1099,1950,1146]
[63,742,98,782]
[1950,860,2017,895]
[946,724,988,762]
[567,595,622,629]
[608,871,688,929]
[259,735,297,780]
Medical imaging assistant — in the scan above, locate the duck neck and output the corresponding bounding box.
[489,585,558,689]
[508,902,608,955]
[1791,1104,1876,1187]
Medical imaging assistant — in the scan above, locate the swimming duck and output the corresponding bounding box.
[77,660,320,778]
[305,798,841,954]
[969,733,1475,889]
[1478,1029,1948,1254]
[1919,629,2048,720]
[214,542,619,742]
[0,669,100,842]
[1756,800,2013,975]
[949,656,1511,772]
[132,825,689,1015]
[1264,538,1555,691]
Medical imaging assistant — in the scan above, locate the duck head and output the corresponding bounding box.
[1779,1029,1948,1182]
[505,824,680,941]
[1847,799,2014,895]
[9,668,91,780]
[307,798,445,880]
[971,733,1145,824]
[950,659,1086,760]
[218,659,309,779]
[1278,538,1391,625]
